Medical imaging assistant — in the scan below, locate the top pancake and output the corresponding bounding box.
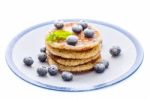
[45,22,102,51]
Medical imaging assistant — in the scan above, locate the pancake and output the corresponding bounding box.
[45,22,102,51]
[47,55,101,73]
[45,21,102,73]
[49,53,100,66]
[46,44,101,59]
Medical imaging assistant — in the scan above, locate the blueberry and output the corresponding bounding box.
[23,57,34,66]
[94,63,105,73]
[66,35,78,46]
[72,25,83,33]
[54,20,64,29]
[110,46,121,57]
[38,53,47,62]
[40,47,46,53]
[100,60,109,69]
[37,67,47,77]
[84,28,94,38]
[48,65,58,76]
[61,71,73,81]
[78,20,88,29]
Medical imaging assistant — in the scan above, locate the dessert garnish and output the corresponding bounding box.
[83,28,94,38]
[48,65,58,76]
[38,52,47,62]
[40,47,46,53]
[94,63,105,73]
[46,30,72,42]
[110,46,121,57]
[72,24,83,34]
[78,20,88,30]
[37,67,48,77]
[100,60,109,69]
[66,35,78,46]
[23,57,34,67]
[61,71,73,81]
[54,20,64,29]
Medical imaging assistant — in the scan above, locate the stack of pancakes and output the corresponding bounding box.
[46,22,102,73]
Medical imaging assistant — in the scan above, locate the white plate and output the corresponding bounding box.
[5,19,144,92]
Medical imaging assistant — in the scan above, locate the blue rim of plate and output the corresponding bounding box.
[5,19,144,92]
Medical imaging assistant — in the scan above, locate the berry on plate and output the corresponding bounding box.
[23,57,34,66]
[37,67,47,77]
[38,53,47,62]
[110,46,121,57]
[61,71,73,81]
[40,47,46,53]
[94,63,105,73]
[48,65,58,76]
[100,60,109,69]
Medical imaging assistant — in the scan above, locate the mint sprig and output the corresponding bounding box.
[46,30,72,42]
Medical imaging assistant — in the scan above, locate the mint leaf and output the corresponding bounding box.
[46,30,72,42]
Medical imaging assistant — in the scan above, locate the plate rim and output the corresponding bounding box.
[5,19,144,92]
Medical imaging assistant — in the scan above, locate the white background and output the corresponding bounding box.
[0,0,149,98]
